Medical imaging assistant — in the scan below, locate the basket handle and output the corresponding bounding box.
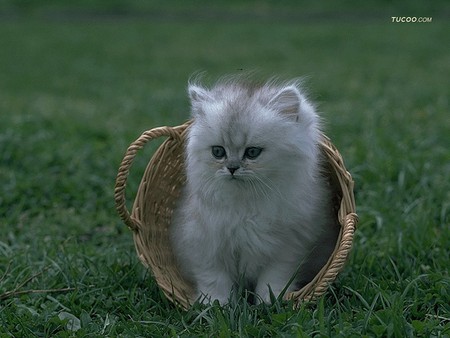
[114,124,188,231]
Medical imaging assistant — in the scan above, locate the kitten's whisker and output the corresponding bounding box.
[249,178,269,201]
[252,174,281,201]
[256,174,300,210]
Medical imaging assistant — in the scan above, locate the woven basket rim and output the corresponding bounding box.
[114,120,358,309]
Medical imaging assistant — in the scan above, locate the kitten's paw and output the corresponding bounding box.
[254,284,281,304]
[195,271,233,305]
[255,288,272,305]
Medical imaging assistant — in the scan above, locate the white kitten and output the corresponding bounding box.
[171,76,338,305]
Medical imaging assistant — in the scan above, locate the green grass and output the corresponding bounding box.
[1,2,449,337]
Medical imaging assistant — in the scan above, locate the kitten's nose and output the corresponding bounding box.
[227,166,239,175]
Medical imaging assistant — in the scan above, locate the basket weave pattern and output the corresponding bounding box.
[115,121,358,309]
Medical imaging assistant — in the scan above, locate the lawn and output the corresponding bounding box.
[0,1,449,336]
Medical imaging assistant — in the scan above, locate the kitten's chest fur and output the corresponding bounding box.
[197,194,299,277]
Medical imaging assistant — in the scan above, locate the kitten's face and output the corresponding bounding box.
[187,102,300,200]
[202,119,268,183]
[185,80,320,200]
[210,144,263,180]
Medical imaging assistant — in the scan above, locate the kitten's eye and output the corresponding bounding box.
[211,146,226,159]
[244,147,262,159]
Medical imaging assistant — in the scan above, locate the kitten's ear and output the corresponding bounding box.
[268,85,302,121]
[188,84,212,116]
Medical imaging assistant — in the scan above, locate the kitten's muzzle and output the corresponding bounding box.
[227,166,239,175]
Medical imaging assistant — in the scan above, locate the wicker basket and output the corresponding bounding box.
[114,120,358,309]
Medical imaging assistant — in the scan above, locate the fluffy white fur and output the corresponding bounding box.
[171,76,338,305]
